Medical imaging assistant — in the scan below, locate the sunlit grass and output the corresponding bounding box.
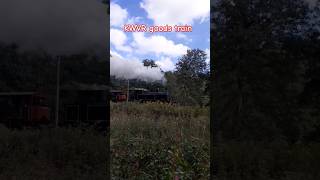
[110,102,210,179]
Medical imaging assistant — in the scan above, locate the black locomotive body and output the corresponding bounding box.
[110,88,170,103]
[137,92,170,103]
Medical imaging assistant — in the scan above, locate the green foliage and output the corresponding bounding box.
[110,102,210,179]
[215,141,320,180]
[211,0,320,178]
[165,49,210,106]
[0,43,108,93]
[212,0,320,142]
[142,59,158,68]
[176,49,208,78]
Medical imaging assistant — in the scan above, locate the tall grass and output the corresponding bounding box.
[0,126,107,180]
[214,140,320,180]
[110,102,210,179]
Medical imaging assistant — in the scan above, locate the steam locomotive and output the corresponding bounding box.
[111,88,170,103]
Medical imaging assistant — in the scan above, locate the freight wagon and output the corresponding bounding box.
[0,92,50,128]
[0,87,108,131]
[110,90,127,102]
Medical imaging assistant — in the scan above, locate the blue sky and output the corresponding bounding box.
[110,0,210,72]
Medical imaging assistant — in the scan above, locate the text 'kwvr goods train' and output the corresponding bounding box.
[111,88,170,103]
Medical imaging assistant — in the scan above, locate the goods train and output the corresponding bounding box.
[0,87,169,128]
[110,88,170,103]
[0,89,108,129]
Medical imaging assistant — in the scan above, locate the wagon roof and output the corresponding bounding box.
[0,92,37,96]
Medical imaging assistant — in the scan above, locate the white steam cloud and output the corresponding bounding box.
[110,52,165,82]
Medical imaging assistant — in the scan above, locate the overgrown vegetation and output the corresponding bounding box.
[0,126,107,179]
[110,102,210,179]
[215,141,320,180]
[212,0,320,179]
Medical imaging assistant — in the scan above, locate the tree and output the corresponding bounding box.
[142,59,158,68]
[212,0,310,141]
[172,49,209,106]
[0,43,108,93]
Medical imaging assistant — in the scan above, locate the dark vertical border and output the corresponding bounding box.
[106,1,110,179]
[101,0,110,179]
[210,0,214,179]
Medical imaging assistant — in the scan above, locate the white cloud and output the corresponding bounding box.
[205,48,210,64]
[110,2,128,27]
[176,33,187,39]
[140,0,210,25]
[110,52,165,82]
[176,33,192,42]
[156,56,176,72]
[131,32,189,57]
[110,50,124,59]
[110,28,132,52]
